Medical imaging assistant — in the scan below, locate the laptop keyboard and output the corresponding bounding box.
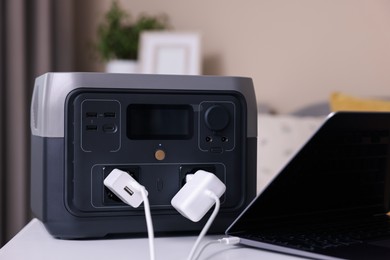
[244,216,390,251]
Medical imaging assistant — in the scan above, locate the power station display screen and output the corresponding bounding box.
[127,104,193,139]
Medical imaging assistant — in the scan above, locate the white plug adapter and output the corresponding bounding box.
[104,168,147,208]
[171,170,226,222]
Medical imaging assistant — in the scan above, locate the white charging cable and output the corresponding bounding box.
[138,186,155,260]
[194,236,241,260]
[187,191,220,260]
[104,169,155,260]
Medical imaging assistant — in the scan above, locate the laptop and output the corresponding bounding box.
[226,112,390,260]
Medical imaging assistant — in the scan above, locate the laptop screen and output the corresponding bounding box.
[228,112,390,234]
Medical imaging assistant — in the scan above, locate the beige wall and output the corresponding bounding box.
[75,0,390,113]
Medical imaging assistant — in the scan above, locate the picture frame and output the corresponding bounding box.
[138,31,201,75]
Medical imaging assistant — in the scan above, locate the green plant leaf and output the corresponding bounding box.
[95,1,169,61]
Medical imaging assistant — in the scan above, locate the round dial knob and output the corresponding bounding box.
[204,105,230,131]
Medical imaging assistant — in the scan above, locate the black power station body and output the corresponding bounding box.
[30,73,257,238]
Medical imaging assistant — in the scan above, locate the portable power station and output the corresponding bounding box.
[30,72,257,238]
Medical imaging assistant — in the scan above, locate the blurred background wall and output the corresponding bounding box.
[75,0,390,113]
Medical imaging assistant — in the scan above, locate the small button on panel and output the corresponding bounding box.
[155,149,166,161]
[210,147,223,153]
[199,101,235,152]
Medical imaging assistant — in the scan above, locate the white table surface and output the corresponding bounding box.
[0,218,302,260]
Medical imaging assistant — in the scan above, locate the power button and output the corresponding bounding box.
[155,149,166,161]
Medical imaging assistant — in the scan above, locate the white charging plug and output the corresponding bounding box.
[104,169,155,260]
[171,170,226,222]
[172,170,226,260]
[103,169,147,208]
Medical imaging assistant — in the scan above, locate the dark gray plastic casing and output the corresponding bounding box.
[30,72,257,238]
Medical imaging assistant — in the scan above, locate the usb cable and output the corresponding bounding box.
[194,236,241,260]
[104,169,155,260]
[186,191,220,260]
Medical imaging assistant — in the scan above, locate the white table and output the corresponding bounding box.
[0,219,302,260]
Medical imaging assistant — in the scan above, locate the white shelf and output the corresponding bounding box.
[0,218,301,260]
